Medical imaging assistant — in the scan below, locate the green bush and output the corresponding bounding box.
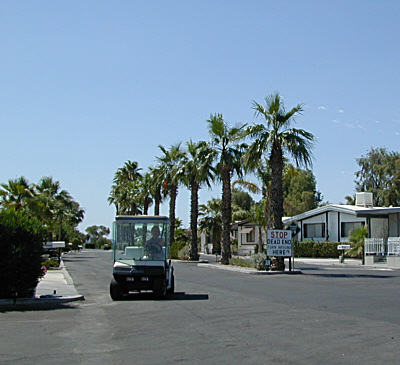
[252,253,267,270]
[170,240,187,259]
[294,240,341,258]
[0,209,46,300]
[178,245,190,260]
[41,258,59,269]
[229,253,267,270]
[229,256,253,268]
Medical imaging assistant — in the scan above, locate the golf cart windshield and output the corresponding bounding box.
[112,216,170,263]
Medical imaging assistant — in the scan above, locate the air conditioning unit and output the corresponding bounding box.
[356,192,373,207]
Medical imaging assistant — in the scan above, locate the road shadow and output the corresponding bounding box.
[118,291,209,301]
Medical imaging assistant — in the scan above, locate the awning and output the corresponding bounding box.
[240,227,253,234]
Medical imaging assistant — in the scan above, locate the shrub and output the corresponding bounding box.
[170,240,187,259]
[178,244,190,260]
[0,209,46,300]
[252,252,267,270]
[41,258,59,269]
[229,256,253,268]
[294,240,341,258]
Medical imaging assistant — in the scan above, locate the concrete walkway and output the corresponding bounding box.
[0,261,84,306]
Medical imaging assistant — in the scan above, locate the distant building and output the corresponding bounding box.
[283,193,400,242]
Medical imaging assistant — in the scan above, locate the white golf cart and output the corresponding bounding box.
[110,216,174,300]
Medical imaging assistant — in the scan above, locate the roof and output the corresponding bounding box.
[282,204,400,224]
[355,207,400,217]
[115,215,170,223]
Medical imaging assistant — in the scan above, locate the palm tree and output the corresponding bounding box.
[138,172,154,215]
[108,160,143,215]
[146,166,164,216]
[207,114,248,264]
[115,160,143,183]
[182,140,215,260]
[347,225,368,264]
[34,176,84,240]
[244,92,315,270]
[199,198,223,254]
[0,176,34,211]
[157,143,186,245]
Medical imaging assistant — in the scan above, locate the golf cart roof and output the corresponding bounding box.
[115,215,170,223]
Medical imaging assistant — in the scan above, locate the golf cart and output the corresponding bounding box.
[110,215,174,300]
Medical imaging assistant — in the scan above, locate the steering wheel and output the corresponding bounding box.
[146,242,162,254]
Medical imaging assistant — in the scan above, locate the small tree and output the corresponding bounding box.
[85,225,111,248]
[347,226,368,264]
[0,209,46,301]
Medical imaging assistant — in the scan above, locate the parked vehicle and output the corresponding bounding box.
[110,216,174,300]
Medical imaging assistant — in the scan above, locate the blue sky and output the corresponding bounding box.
[1,1,400,232]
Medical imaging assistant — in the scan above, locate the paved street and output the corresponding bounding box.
[1,249,400,364]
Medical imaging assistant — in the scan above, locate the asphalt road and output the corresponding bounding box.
[1,249,400,364]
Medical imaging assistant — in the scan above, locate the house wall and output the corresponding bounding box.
[238,226,266,254]
[295,211,366,242]
[338,213,366,242]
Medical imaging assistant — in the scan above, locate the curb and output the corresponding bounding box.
[0,295,85,306]
[197,263,302,275]
[0,259,84,307]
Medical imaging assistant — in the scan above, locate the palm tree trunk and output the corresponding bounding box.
[189,180,200,261]
[221,169,232,265]
[169,184,178,245]
[154,188,161,215]
[257,226,263,253]
[270,144,285,271]
[212,233,221,254]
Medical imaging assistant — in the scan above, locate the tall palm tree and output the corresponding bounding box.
[157,143,186,245]
[244,92,315,270]
[182,140,215,260]
[199,198,223,254]
[138,172,154,215]
[0,176,34,211]
[115,160,143,183]
[108,160,143,215]
[147,166,164,215]
[207,114,248,264]
[34,176,84,240]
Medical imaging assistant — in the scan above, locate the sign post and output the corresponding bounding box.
[267,230,293,271]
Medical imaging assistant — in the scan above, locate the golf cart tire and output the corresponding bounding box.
[153,277,167,299]
[110,278,123,300]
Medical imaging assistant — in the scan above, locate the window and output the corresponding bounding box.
[304,223,325,238]
[341,222,363,237]
[246,229,255,243]
[241,227,255,243]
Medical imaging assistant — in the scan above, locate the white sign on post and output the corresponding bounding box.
[267,230,292,257]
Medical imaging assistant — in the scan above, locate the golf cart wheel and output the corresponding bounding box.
[167,273,175,294]
[153,277,167,299]
[110,278,123,300]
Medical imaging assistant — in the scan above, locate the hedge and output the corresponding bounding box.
[294,240,344,258]
[0,209,46,300]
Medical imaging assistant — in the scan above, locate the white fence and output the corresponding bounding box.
[365,237,400,256]
[388,237,400,255]
[365,238,385,255]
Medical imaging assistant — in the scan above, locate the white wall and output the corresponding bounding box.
[297,211,366,242]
